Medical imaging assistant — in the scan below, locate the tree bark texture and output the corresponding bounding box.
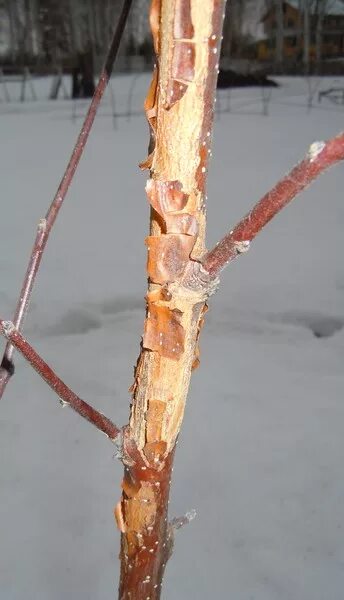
[117,1,226,598]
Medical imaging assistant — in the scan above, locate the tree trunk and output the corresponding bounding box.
[117,1,226,597]
[275,0,284,69]
[315,0,325,65]
[5,0,18,61]
[303,0,310,73]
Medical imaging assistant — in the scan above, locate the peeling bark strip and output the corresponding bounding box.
[118,1,226,598]
[163,0,196,109]
[143,304,185,360]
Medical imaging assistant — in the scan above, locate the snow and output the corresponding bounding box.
[1,74,344,599]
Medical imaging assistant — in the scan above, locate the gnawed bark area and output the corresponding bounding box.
[117,1,225,598]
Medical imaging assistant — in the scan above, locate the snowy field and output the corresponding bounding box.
[0,74,344,599]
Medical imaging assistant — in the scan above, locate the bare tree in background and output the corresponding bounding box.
[275,0,284,68]
[303,0,310,71]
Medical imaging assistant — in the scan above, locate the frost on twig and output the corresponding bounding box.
[308,141,326,162]
[234,240,250,254]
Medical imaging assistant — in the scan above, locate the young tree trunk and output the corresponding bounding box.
[1,3,344,599]
[117,1,226,597]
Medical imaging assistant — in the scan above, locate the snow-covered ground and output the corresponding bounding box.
[0,75,343,599]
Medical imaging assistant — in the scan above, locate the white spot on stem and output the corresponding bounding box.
[38,218,47,232]
[235,240,250,254]
[308,141,326,162]
[1,321,15,336]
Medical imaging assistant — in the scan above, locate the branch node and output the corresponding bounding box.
[113,426,135,464]
[175,261,220,298]
[1,321,15,337]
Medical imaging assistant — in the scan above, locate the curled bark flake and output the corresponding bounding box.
[139,66,159,170]
[164,213,198,236]
[146,179,198,236]
[115,501,127,533]
[163,0,196,110]
[174,0,194,39]
[192,303,208,370]
[164,79,189,110]
[146,179,189,215]
[129,348,144,394]
[139,0,162,170]
[149,0,161,54]
[145,234,195,284]
[143,303,185,360]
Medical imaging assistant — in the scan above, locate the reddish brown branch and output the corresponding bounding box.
[0,319,121,440]
[202,133,344,279]
[0,0,132,398]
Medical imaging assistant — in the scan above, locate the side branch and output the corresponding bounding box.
[202,133,344,278]
[0,0,132,398]
[0,320,121,441]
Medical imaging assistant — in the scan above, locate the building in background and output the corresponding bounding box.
[257,1,344,64]
[0,0,343,74]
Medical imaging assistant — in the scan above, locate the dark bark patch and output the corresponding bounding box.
[143,303,185,359]
[146,179,189,215]
[145,234,195,284]
[171,42,195,82]
[174,0,194,39]
[164,79,188,110]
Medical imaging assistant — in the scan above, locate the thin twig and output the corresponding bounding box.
[202,133,344,279]
[0,319,121,440]
[0,0,132,398]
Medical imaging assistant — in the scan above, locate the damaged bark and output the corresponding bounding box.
[117,1,226,597]
[0,1,343,598]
